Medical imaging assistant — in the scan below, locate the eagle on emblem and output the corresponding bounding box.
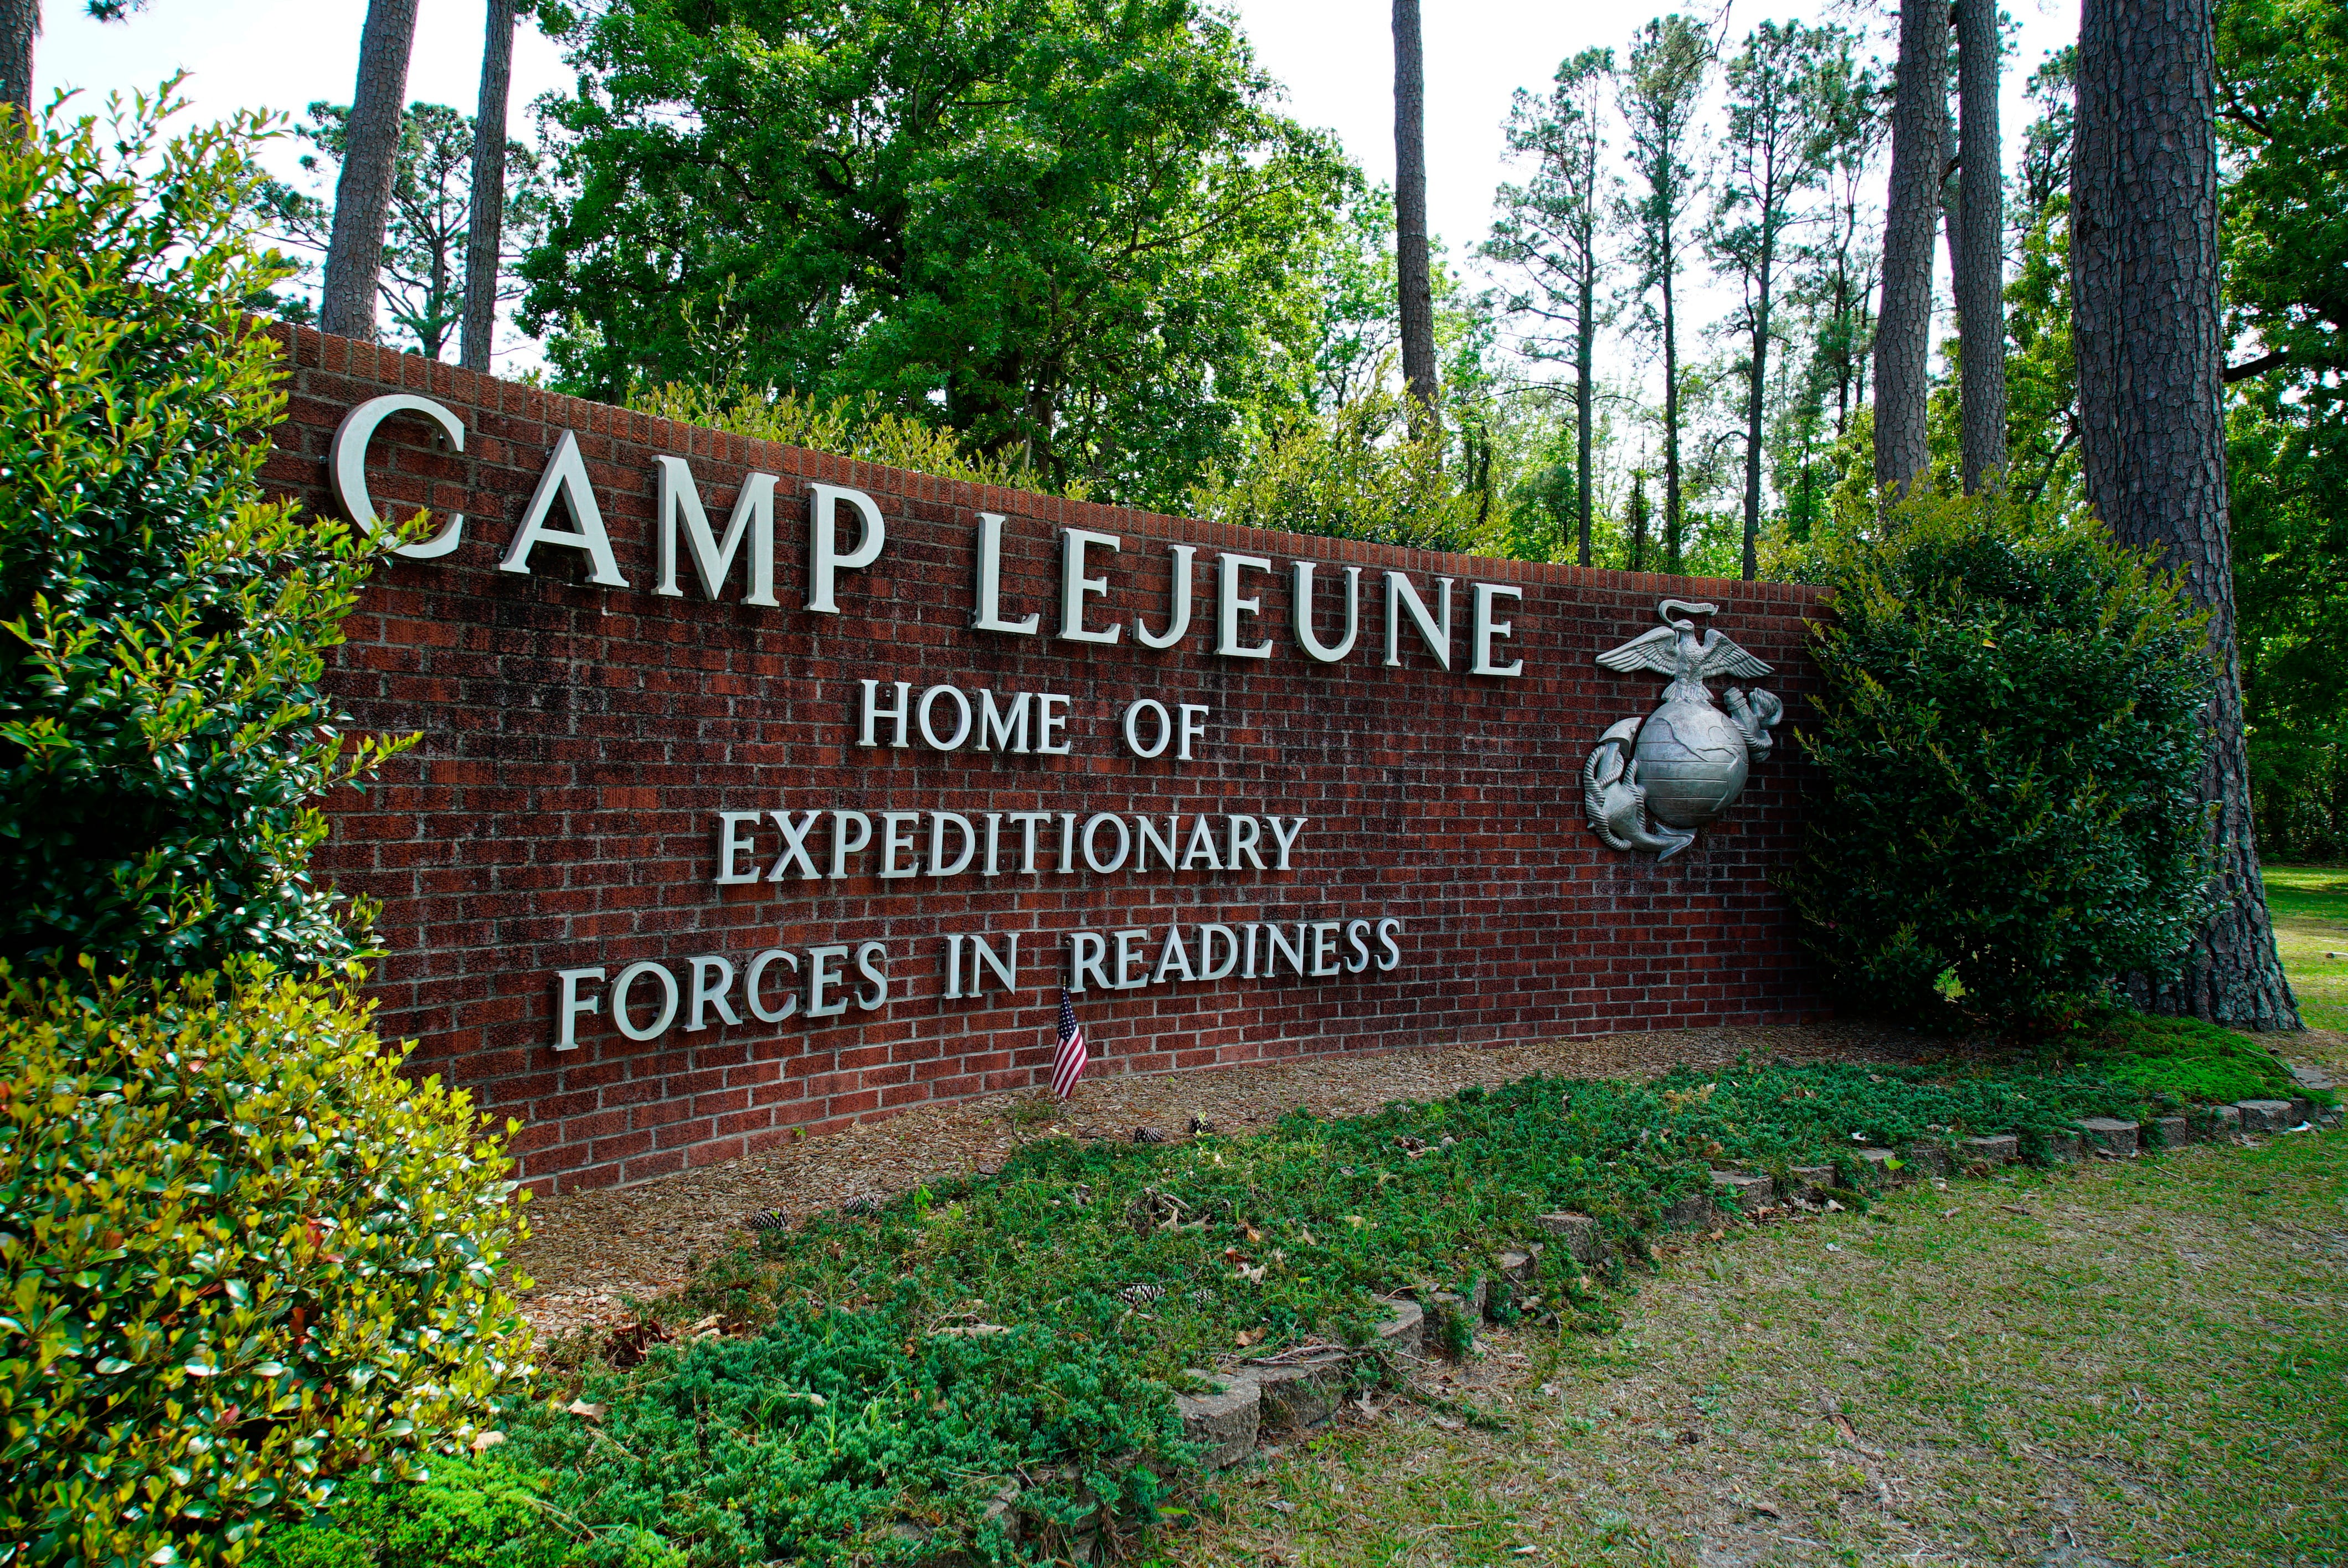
[1583,599,1783,860]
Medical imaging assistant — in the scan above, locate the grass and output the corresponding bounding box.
[2267,863,2348,1033]
[1179,1133,2348,1567]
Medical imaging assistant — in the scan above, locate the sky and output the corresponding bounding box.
[34,0,2083,376]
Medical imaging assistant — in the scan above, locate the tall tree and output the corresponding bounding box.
[1873,0,1946,496]
[320,0,421,341]
[1487,48,1616,568]
[1711,22,1831,581]
[1392,0,1437,430]
[525,0,1350,512]
[460,0,518,373]
[0,0,33,115]
[1955,0,2007,489]
[1793,35,1883,442]
[2073,0,2299,1028]
[1619,13,1711,574]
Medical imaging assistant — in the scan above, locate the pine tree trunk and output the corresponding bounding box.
[1576,255,1595,569]
[1662,257,1682,573]
[2073,0,2300,1030]
[0,0,37,116]
[1956,0,2008,491]
[1743,248,1772,582]
[1392,0,1437,430]
[321,0,422,342]
[460,0,516,372]
[1874,0,1945,497]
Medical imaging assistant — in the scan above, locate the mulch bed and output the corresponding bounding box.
[508,1020,1979,1338]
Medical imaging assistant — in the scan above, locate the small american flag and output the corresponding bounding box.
[1051,988,1088,1098]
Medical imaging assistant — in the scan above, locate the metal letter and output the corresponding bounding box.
[768,809,823,881]
[1134,543,1197,649]
[715,811,762,884]
[1035,693,1072,754]
[1308,921,1341,977]
[1227,814,1265,870]
[1375,917,1403,972]
[1134,814,1179,873]
[858,679,912,748]
[1265,815,1306,871]
[1217,553,1274,658]
[977,689,1032,754]
[1345,919,1372,973]
[554,966,605,1050]
[745,949,801,1022]
[1196,924,1239,981]
[1382,571,1453,669]
[1113,928,1150,989]
[1263,922,1305,977]
[806,483,886,613]
[1152,924,1196,984]
[1122,698,1172,759]
[854,940,889,1011]
[918,685,972,750]
[970,932,1019,996]
[328,393,466,559]
[686,954,742,1030]
[1059,527,1123,644]
[929,812,976,878]
[878,811,921,878]
[806,945,851,1017]
[1082,813,1131,874]
[828,811,872,879]
[653,456,777,605]
[1292,561,1362,662]
[972,513,1041,634]
[501,430,627,585]
[1068,930,1110,993]
[611,960,678,1041]
[1470,582,1524,677]
[1181,816,1223,871]
[1178,703,1209,761]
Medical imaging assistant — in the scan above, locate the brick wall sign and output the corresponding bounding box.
[266,327,1830,1194]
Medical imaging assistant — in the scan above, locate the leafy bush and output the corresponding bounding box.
[1784,490,2216,1033]
[0,962,533,1567]
[635,384,1096,503]
[0,88,408,978]
[1187,383,1484,551]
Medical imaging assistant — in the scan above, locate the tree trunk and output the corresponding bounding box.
[1662,251,1682,572]
[1392,0,1438,429]
[321,0,421,342]
[1576,254,1595,569]
[2073,0,2300,1030]
[1743,247,1773,581]
[1956,0,2008,490]
[0,0,37,116]
[1874,0,1945,497]
[460,0,516,373]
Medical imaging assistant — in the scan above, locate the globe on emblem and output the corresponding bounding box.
[1631,698,1751,829]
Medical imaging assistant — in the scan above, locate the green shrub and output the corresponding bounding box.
[0,87,408,978]
[1187,383,1484,551]
[246,1456,573,1568]
[0,962,533,1567]
[1784,490,2215,1033]
[2051,1009,2321,1107]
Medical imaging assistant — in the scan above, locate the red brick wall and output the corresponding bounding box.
[264,326,1829,1194]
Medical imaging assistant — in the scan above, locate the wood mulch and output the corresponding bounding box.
[508,1019,1971,1339]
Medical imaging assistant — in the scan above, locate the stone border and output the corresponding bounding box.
[1170,1095,2341,1470]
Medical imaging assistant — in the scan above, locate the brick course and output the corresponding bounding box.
[265,326,1829,1194]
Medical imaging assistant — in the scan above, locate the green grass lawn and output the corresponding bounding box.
[1181,1135,2348,1568]
[2267,864,2348,1033]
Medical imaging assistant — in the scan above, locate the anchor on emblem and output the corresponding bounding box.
[1582,599,1783,860]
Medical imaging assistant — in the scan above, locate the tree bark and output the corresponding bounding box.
[1743,245,1773,582]
[0,0,37,117]
[1662,249,1683,572]
[1874,0,1945,497]
[321,0,422,342]
[1956,0,2008,490]
[1576,252,1595,569]
[1392,0,1438,429]
[461,0,517,373]
[2073,0,2300,1029]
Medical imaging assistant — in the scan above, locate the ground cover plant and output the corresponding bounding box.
[1181,1125,2348,1567]
[249,1047,2314,1568]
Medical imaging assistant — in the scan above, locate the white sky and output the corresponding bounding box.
[36,0,2081,381]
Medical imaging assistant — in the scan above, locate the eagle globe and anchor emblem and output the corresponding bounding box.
[1582,599,1784,860]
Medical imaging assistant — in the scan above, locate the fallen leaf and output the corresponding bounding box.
[1749,1500,1782,1520]
[469,1430,506,1453]
[565,1399,605,1422]
[1235,1326,1266,1347]
[1266,1499,1296,1515]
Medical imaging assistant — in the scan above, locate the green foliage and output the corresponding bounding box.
[0,961,533,1568]
[248,1456,573,1568]
[635,385,1094,503]
[522,0,1352,511]
[2050,1010,2319,1108]
[1784,491,2217,1033]
[0,89,410,978]
[1187,383,1482,551]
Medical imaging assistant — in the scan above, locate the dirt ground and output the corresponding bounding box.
[508,1021,1957,1336]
